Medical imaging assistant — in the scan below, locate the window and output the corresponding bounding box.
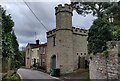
[40,47,45,54]
[42,59,45,63]
[37,50,39,57]
[32,59,34,62]
[28,48,29,54]
[53,36,56,46]
[37,59,39,63]
[43,48,46,54]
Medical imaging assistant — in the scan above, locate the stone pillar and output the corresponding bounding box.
[55,4,74,74]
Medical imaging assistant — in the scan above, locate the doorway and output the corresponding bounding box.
[78,56,81,69]
[78,56,86,69]
[51,55,56,69]
[33,58,36,67]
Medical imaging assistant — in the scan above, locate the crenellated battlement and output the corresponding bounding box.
[55,4,72,15]
[46,29,56,38]
[72,27,88,36]
[47,27,88,38]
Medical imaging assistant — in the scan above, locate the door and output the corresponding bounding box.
[33,58,36,67]
[52,55,56,69]
[78,56,80,69]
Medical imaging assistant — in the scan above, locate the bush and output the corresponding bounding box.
[112,25,120,41]
[87,18,112,54]
[2,74,19,81]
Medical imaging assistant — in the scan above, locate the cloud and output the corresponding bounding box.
[1,2,95,49]
[72,11,96,29]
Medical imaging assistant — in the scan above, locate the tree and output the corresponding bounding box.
[71,2,120,54]
[87,18,112,54]
[112,25,120,41]
[1,5,14,72]
[0,27,1,54]
[11,31,23,69]
[71,2,112,17]
[2,6,14,58]
[1,5,22,72]
[106,2,120,40]
[106,2,120,25]
[20,50,25,66]
[0,6,2,73]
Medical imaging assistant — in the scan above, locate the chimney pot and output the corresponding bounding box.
[36,40,39,45]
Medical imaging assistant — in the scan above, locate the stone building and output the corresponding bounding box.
[31,43,47,68]
[25,40,47,69]
[46,4,88,74]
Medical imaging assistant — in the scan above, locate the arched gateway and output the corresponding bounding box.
[51,55,56,69]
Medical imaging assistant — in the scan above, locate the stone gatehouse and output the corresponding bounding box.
[46,4,88,74]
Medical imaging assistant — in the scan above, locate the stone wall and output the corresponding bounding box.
[89,41,120,80]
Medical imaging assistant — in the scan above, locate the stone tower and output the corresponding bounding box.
[46,4,88,74]
[55,4,74,73]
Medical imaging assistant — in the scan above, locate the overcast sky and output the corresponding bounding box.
[1,1,96,50]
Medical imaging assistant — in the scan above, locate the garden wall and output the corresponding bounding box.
[89,41,120,80]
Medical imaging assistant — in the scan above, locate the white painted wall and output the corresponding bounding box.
[31,48,39,66]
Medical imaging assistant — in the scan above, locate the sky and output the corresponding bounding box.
[0,1,96,50]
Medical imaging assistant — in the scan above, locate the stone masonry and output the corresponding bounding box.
[89,41,120,80]
[46,4,88,74]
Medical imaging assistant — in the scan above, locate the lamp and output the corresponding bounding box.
[109,13,114,23]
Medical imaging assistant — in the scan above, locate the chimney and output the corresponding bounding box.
[36,40,39,45]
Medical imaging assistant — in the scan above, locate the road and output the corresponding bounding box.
[17,68,60,81]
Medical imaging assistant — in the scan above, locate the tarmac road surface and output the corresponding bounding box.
[17,68,60,81]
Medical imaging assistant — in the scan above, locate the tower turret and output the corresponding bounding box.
[55,4,73,30]
[55,4,74,74]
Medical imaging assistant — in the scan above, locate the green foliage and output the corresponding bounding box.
[107,2,120,41]
[0,13,2,57]
[2,11,14,33]
[71,2,112,17]
[112,25,120,41]
[1,5,14,58]
[1,5,23,70]
[106,2,120,25]
[87,18,112,54]
[2,33,14,57]
[11,31,23,69]
[3,74,19,81]
[103,50,109,58]
[71,2,120,55]
[20,51,25,66]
